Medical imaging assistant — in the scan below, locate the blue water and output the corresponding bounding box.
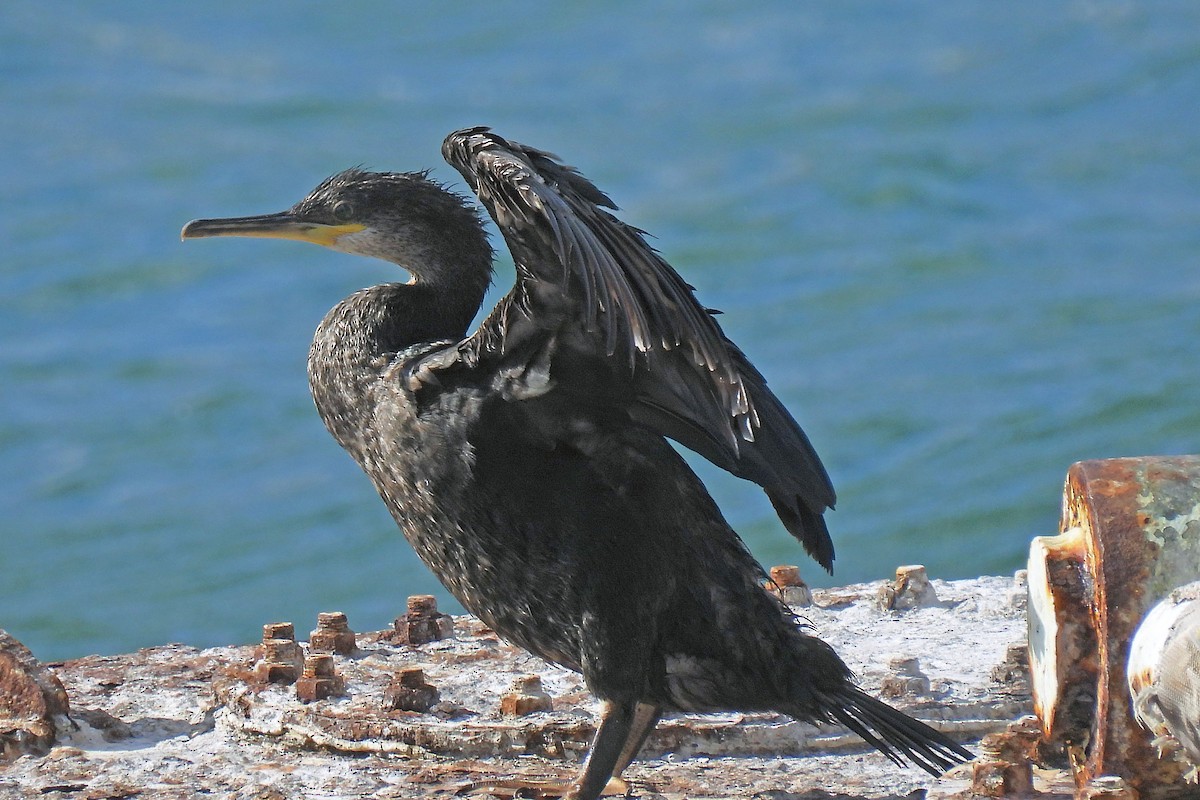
[3,2,1199,661]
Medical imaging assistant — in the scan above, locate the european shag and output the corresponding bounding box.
[182,127,970,798]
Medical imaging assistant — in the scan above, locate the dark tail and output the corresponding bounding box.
[811,686,973,776]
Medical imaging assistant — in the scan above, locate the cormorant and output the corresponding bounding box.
[182,127,970,798]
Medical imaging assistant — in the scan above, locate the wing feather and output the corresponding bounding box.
[440,127,838,570]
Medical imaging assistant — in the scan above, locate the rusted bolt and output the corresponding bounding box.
[256,639,304,685]
[500,674,553,717]
[969,760,1031,798]
[876,564,938,611]
[308,611,356,655]
[766,565,813,607]
[393,595,454,645]
[295,654,345,703]
[262,622,295,640]
[303,654,336,677]
[880,655,931,698]
[383,667,439,713]
[987,714,1041,761]
[969,715,1040,797]
[262,639,297,662]
[409,595,437,617]
[254,621,304,685]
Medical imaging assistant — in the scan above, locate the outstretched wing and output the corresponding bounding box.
[440,127,838,570]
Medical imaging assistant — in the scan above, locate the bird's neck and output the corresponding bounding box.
[307,277,486,448]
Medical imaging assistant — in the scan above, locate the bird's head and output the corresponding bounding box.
[182,168,491,284]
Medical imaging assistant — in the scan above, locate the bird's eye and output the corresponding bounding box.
[332,201,355,221]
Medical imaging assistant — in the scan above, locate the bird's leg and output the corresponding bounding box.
[455,699,645,800]
[566,699,639,800]
[611,702,661,778]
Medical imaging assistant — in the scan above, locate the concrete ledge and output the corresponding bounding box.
[0,574,1029,799]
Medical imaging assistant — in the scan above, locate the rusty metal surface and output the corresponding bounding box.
[391,594,456,645]
[1028,526,1098,745]
[1134,459,1200,600]
[309,611,358,655]
[1058,456,1200,792]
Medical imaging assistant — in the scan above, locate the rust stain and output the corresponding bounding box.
[1052,457,1200,789]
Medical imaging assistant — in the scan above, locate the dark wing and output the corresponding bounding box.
[439,127,838,570]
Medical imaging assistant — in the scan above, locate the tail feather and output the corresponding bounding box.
[814,687,973,777]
